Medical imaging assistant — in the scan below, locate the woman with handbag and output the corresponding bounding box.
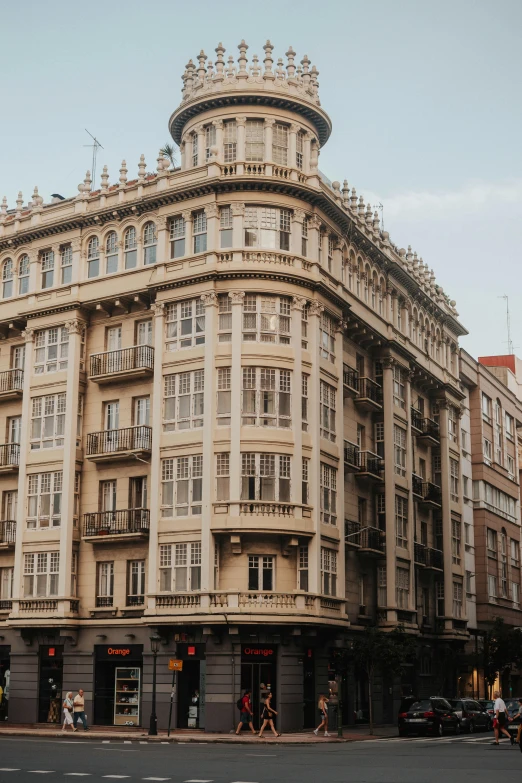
[258,692,281,738]
[62,692,75,732]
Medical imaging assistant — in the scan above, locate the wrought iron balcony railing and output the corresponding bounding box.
[0,520,16,545]
[90,345,154,378]
[356,377,383,405]
[0,443,20,468]
[0,369,23,394]
[83,509,150,537]
[86,426,152,456]
[410,407,440,440]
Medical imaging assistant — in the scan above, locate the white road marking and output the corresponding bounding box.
[139,741,148,744]
[124,740,132,744]
[0,769,21,772]
[64,775,92,777]
[143,778,171,781]
[102,740,111,743]
[184,780,214,782]
[246,754,277,757]
[28,773,55,775]
[102,778,130,780]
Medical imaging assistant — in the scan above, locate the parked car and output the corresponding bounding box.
[448,699,491,732]
[479,699,495,720]
[398,697,460,737]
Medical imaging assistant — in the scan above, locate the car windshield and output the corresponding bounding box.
[409,701,432,711]
[482,701,494,708]
[505,699,521,714]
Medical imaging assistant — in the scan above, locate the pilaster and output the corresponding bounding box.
[382,356,397,622]
[146,302,164,610]
[307,300,323,595]
[228,292,245,505]
[201,292,218,592]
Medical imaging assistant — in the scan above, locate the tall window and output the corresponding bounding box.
[100,480,116,513]
[395,495,408,548]
[301,373,309,432]
[105,231,118,274]
[298,545,308,590]
[193,210,207,253]
[450,458,459,502]
[448,406,458,443]
[486,528,497,558]
[87,236,100,278]
[34,326,69,373]
[205,124,216,161]
[321,547,337,596]
[7,415,20,443]
[320,463,337,525]
[320,380,336,441]
[296,131,304,170]
[191,132,198,167]
[436,582,445,616]
[143,222,157,265]
[223,120,237,162]
[378,566,387,606]
[320,311,336,363]
[327,237,334,273]
[23,552,59,597]
[161,456,202,517]
[30,393,66,450]
[134,396,150,427]
[245,120,264,161]
[160,543,201,591]
[165,299,205,350]
[242,294,291,344]
[396,566,410,609]
[511,538,520,567]
[393,425,406,476]
[18,254,29,294]
[393,364,406,409]
[61,245,73,284]
[505,413,515,442]
[217,294,232,341]
[375,421,384,459]
[494,400,503,464]
[3,490,17,521]
[27,472,62,529]
[302,458,310,505]
[452,581,463,618]
[127,560,145,605]
[241,453,290,502]
[272,123,288,165]
[97,562,114,607]
[451,518,461,565]
[248,555,274,591]
[0,567,13,600]
[488,574,497,602]
[482,393,492,423]
[124,227,138,269]
[483,438,493,464]
[2,259,13,298]
[217,367,231,424]
[244,207,291,251]
[164,370,204,431]
[41,249,54,289]
[170,216,186,258]
[241,368,291,428]
[220,206,233,248]
[216,453,230,500]
[301,217,308,256]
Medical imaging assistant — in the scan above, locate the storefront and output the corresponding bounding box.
[240,645,277,722]
[94,645,143,726]
[0,645,10,721]
[38,645,63,723]
[176,643,205,729]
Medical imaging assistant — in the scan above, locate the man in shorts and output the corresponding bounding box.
[493,690,514,745]
[236,690,256,735]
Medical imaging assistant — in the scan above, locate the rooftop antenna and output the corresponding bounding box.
[498,295,516,354]
[373,202,384,231]
[84,129,104,190]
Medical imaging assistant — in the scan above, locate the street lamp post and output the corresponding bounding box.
[149,634,161,736]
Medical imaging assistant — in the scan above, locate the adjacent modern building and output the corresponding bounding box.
[0,39,505,730]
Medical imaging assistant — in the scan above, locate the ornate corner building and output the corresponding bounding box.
[0,39,508,730]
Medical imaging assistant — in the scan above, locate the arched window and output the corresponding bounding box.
[2,258,13,298]
[105,231,118,274]
[18,254,30,295]
[87,236,100,279]
[124,227,137,269]
[143,222,157,266]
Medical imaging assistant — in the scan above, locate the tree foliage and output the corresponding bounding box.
[159,144,177,167]
[483,617,522,688]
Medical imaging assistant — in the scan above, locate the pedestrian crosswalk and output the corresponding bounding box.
[355,733,514,746]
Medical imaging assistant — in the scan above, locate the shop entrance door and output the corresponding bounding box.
[303,649,315,728]
[38,646,63,723]
[0,645,10,721]
[177,660,200,728]
[240,663,277,729]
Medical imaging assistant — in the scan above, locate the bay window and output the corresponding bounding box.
[24,552,59,598]
[27,472,62,528]
[34,326,69,374]
[242,294,291,344]
[241,367,291,428]
[396,566,410,609]
[164,370,204,431]
[320,311,336,362]
[165,299,205,350]
[320,463,337,524]
[124,227,137,269]
[320,380,336,441]
[248,555,274,591]
[244,207,291,251]
[216,453,230,500]
[30,393,66,450]
[217,294,232,341]
[160,542,201,592]
[395,495,408,548]
[272,123,288,165]
[217,367,231,424]
[127,560,145,605]
[241,453,290,503]
[393,425,406,476]
[298,545,308,591]
[223,120,237,162]
[161,455,202,516]
[245,120,264,161]
[205,124,216,161]
[96,561,114,607]
[220,206,233,248]
[321,547,337,596]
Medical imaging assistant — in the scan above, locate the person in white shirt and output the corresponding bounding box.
[493,691,513,745]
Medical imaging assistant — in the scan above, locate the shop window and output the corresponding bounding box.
[248,555,274,591]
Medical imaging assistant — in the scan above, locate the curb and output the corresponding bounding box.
[0,729,353,744]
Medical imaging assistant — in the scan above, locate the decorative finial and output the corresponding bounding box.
[0,196,7,216]
[138,154,146,182]
[350,188,358,211]
[119,160,128,187]
[342,180,350,205]
[237,40,249,79]
[301,54,311,86]
[16,191,23,215]
[197,50,207,81]
[226,54,235,77]
[358,195,365,215]
[251,53,261,77]
[83,171,92,193]
[276,58,285,80]
[286,46,296,79]
[373,211,380,232]
[263,40,275,80]
[214,43,225,81]
[100,165,109,191]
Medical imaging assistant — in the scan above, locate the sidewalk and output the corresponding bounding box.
[0,723,397,744]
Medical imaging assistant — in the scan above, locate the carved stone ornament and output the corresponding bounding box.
[205,203,218,219]
[231,203,245,217]
[213,119,224,130]
[236,116,247,127]
[151,302,165,318]
[380,356,395,371]
[66,320,86,335]
[200,292,218,307]
[289,123,301,134]
[228,291,246,304]
[292,296,308,312]
[181,210,192,222]
[308,300,324,317]
[309,215,322,231]
[71,238,82,252]
[22,327,35,343]
[293,208,305,223]
[156,216,168,231]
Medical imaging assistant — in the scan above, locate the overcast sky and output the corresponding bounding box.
[2,0,520,360]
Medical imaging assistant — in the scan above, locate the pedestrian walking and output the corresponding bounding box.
[73,689,89,732]
[62,692,75,732]
[512,698,522,751]
[492,690,513,745]
[236,690,256,735]
[314,692,330,737]
[258,692,280,738]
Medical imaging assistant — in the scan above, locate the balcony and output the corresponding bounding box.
[354,377,383,412]
[356,450,385,483]
[412,475,442,508]
[0,369,23,401]
[83,509,150,541]
[411,408,440,445]
[19,599,58,613]
[239,502,295,517]
[86,426,152,463]
[89,345,154,383]
[414,542,444,570]
[0,520,16,549]
[343,366,359,398]
[345,520,386,554]
[344,442,360,473]
[0,443,19,474]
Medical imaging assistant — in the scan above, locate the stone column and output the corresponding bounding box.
[228,292,245,506]
[58,320,84,602]
[182,210,193,258]
[289,123,299,174]
[214,120,224,164]
[382,357,397,622]
[180,136,187,170]
[291,209,304,258]
[307,300,323,595]
[264,118,275,164]
[438,399,454,627]
[196,124,205,166]
[11,328,35,605]
[236,117,246,173]
[231,203,244,255]
[70,238,81,284]
[386,286,393,324]
[205,203,218,254]
[335,320,346,601]
[201,292,218,593]
[27,249,38,294]
[308,215,321,269]
[405,371,415,612]
[156,216,169,265]
[146,302,164,611]
[290,298,306,510]
[303,132,312,175]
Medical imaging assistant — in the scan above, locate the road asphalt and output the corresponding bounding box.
[0,731,520,783]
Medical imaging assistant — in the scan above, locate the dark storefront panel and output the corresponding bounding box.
[303,648,315,728]
[240,645,277,727]
[0,645,10,721]
[38,646,63,723]
[94,645,143,726]
[176,643,205,729]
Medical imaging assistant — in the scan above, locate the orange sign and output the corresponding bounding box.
[168,659,183,671]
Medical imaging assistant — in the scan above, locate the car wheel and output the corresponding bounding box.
[438,722,444,737]
[469,721,475,734]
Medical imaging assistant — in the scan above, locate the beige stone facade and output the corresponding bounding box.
[0,40,482,729]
